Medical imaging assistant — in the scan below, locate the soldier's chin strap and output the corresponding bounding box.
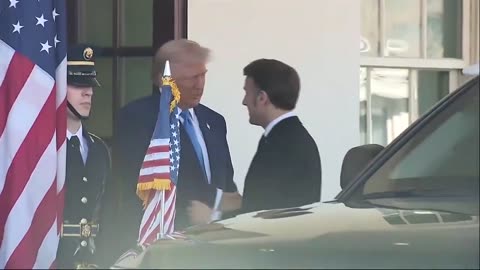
[68,101,89,120]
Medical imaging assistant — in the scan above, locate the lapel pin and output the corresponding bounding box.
[206,123,211,130]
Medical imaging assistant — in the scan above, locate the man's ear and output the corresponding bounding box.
[257,90,269,105]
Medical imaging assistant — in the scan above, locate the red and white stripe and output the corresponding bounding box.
[137,188,177,247]
[138,138,171,182]
[0,41,66,268]
[137,138,177,247]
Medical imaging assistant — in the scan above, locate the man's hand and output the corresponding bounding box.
[221,192,242,212]
[187,200,213,225]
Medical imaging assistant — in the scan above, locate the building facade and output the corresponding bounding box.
[68,0,479,200]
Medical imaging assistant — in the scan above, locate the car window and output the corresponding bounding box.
[361,84,479,197]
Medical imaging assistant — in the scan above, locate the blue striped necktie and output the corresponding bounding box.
[181,110,207,177]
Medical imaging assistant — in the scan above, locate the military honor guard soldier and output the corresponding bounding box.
[56,44,111,269]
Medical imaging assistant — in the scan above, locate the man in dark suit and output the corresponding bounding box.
[240,58,321,213]
[105,39,241,263]
[57,44,111,269]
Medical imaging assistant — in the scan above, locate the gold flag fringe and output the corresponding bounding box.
[136,179,172,208]
[161,76,181,113]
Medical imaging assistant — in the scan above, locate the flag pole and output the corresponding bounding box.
[158,190,166,240]
[156,60,172,241]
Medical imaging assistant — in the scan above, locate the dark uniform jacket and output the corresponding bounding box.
[241,116,322,213]
[100,93,237,266]
[57,127,110,269]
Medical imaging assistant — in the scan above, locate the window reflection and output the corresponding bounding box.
[118,57,154,106]
[360,68,368,144]
[361,84,479,203]
[361,0,380,56]
[370,68,410,146]
[359,67,451,145]
[381,209,474,225]
[427,0,462,58]
[417,70,449,115]
[384,0,421,57]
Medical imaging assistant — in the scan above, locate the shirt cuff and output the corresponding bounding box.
[210,209,222,222]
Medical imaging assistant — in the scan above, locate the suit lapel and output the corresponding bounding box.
[194,106,216,183]
[194,106,211,142]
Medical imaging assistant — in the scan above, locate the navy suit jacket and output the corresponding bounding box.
[101,92,237,263]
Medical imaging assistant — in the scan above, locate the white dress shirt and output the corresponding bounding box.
[263,111,296,137]
[67,125,89,164]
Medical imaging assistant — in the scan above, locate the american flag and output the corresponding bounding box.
[0,0,67,268]
[136,67,181,247]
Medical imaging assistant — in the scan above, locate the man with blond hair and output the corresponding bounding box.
[101,39,241,264]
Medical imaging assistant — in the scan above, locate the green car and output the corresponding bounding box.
[117,76,479,269]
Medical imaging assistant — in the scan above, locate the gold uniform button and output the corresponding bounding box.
[81,240,87,247]
[83,177,88,182]
[81,197,88,204]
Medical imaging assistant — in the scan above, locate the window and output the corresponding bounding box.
[360,67,451,145]
[67,0,187,143]
[361,82,479,202]
[361,0,464,59]
[360,0,473,145]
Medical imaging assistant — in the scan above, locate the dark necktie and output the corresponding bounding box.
[181,111,207,179]
[69,135,83,165]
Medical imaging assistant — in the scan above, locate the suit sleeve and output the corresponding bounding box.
[220,115,237,193]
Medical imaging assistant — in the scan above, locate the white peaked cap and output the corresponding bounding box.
[164,60,171,76]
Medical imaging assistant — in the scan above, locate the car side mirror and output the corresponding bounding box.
[340,144,384,190]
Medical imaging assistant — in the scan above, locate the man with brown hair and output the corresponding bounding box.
[240,58,322,213]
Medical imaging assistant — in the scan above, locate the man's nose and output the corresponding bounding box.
[83,88,93,96]
[194,76,205,88]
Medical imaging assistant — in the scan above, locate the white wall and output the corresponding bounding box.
[188,0,360,201]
